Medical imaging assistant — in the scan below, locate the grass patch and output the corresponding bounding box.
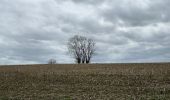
[0,63,169,99]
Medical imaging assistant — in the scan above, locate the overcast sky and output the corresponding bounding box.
[0,0,170,65]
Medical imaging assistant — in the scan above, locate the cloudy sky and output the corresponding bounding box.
[0,0,170,65]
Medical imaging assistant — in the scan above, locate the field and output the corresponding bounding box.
[0,63,170,100]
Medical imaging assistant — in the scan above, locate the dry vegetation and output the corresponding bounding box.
[0,63,170,100]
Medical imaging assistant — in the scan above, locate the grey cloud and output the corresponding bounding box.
[70,0,105,5]
[101,0,170,26]
[0,0,170,64]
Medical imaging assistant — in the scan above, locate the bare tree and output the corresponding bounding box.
[48,59,57,64]
[68,35,95,64]
[85,39,95,63]
[68,35,84,63]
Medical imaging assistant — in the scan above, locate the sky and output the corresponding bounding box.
[0,0,170,65]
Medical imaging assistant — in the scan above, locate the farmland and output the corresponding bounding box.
[0,63,170,100]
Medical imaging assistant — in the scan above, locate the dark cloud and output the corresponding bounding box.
[0,0,170,64]
[71,0,105,5]
[101,0,170,26]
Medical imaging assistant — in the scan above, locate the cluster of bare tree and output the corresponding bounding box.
[68,35,95,64]
[48,59,57,64]
[47,35,95,64]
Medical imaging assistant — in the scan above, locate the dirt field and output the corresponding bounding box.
[0,63,170,100]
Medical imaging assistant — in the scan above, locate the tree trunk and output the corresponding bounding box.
[77,58,81,64]
[86,58,90,64]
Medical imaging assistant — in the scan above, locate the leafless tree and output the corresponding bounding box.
[68,35,84,63]
[68,35,95,64]
[85,39,95,63]
[48,59,57,64]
